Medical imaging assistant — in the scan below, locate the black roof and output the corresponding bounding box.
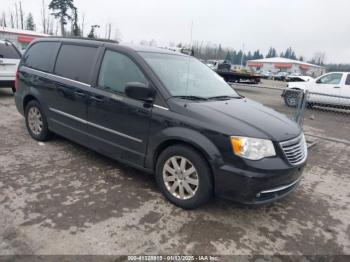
[36,37,187,56]
[48,36,119,44]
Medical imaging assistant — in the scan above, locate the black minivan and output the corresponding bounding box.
[15,38,307,209]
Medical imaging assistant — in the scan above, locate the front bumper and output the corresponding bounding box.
[214,161,306,204]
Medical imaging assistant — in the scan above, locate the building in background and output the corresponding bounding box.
[0,27,49,51]
[247,57,326,77]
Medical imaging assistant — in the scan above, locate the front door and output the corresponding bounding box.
[87,49,152,166]
[309,73,342,105]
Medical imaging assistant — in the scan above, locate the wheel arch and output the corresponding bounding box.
[22,88,49,115]
[146,127,224,180]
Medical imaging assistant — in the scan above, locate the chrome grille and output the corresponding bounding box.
[280,134,308,165]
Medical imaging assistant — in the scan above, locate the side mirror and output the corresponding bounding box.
[125,82,154,102]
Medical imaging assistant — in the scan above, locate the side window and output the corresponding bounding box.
[317,73,342,85]
[98,50,147,94]
[0,42,21,59]
[54,44,97,84]
[23,42,60,72]
[346,74,350,85]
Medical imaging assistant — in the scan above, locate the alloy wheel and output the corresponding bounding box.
[28,107,43,135]
[162,156,199,200]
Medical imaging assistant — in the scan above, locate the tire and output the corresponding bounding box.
[307,102,314,109]
[155,145,213,209]
[25,100,51,141]
[284,90,299,107]
[11,87,16,94]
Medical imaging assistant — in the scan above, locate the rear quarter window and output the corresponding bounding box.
[23,42,60,73]
[0,42,21,59]
[346,74,350,85]
[54,44,98,84]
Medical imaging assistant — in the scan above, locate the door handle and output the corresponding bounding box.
[334,86,340,89]
[90,95,103,103]
[74,91,86,97]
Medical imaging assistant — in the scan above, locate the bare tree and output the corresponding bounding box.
[10,12,15,28]
[14,3,19,28]
[19,1,24,29]
[42,0,47,33]
[114,28,122,42]
[311,52,326,65]
[81,13,85,36]
[1,12,7,27]
[106,23,112,39]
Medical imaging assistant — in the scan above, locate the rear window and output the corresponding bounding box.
[0,42,21,59]
[54,44,98,84]
[346,74,350,85]
[23,42,60,72]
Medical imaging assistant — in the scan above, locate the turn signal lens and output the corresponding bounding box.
[231,137,243,155]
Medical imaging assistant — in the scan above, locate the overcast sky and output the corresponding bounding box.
[2,0,350,63]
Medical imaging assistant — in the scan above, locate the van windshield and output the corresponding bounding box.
[140,52,240,99]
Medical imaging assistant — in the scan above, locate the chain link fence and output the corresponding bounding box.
[230,80,350,146]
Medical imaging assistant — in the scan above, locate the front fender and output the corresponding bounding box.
[145,126,224,171]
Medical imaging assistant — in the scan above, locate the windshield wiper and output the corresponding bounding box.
[207,95,241,100]
[172,95,208,101]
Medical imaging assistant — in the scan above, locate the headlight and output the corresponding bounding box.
[230,136,276,160]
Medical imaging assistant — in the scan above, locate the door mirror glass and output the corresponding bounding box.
[125,82,154,101]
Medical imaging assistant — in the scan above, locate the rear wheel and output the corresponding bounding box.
[155,145,212,209]
[25,100,51,141]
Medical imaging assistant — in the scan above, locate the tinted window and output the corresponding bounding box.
[0,42,21,59]
[98,50,147,94]
[346,74,350,85]
[23,42,60,72]
[54,44,97,84]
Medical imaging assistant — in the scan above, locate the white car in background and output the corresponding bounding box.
[285,75,314,82]
[282,72,350,108]
[0,40,21,93]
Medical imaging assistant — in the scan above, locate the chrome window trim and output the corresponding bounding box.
[23,67,91,87]
[49,108,142,143]
[153,104,169,111]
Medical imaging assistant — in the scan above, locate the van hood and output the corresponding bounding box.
[174,98,301,142]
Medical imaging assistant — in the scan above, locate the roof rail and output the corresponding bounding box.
[47,36,119,44]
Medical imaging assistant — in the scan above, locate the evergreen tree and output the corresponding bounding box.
[282,47,297,60]
[225,51,232,62]
[71,7,80,36]
[25,13,36,31]
[49,0,76,36]
[266,47,277,58]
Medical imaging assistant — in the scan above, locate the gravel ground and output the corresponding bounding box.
[0,87,349,257]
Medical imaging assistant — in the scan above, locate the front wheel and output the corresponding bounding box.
[155,145,213,209]
[284,90,299,107]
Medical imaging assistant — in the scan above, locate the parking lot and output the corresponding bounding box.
[0,86,349,256]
